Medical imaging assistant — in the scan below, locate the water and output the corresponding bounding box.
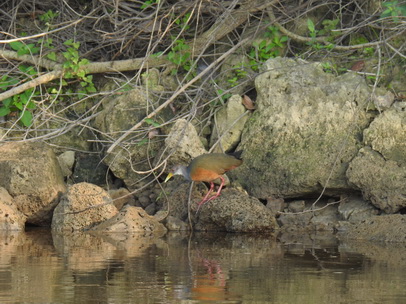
[0,229,404,303]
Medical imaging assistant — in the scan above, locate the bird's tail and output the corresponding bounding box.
[228,150,243,160]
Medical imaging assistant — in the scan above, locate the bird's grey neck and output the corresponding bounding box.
[176,165,191,181]
[183,166,192,181]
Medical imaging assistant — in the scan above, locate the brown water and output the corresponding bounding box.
[0,229,404,304]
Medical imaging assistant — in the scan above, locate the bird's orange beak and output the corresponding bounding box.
[164,172,174,183]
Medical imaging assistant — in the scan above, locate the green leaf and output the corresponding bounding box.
[0,107,11,116]
[14,100,23,110]
[136,138,149,146]
[64,39,73,46]
[47,52,57,61]
[19,110,33,127]
[307,19,315,33]
[86,86,97,93]
[145,118,160,127]
[0,76,19,90]
[26,101,36,110]
[64,71,73,78]
[79,58,89,66]
[77,70,86,78]
[151,51,163,57]
[20,91,31,104]
[10,41,24,51]
[3,98,12,107]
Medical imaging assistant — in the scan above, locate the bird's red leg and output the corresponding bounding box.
[204,176,225,203]
[195,176,227,215]
[195,182,215,214]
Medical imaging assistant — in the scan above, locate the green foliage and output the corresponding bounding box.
[216,26,289,103]
[306,18,338,50]
[363,47,375,56]
[227,63,249,87]
[0,76,37,127]
[321,61,347,75]
[38,37,57,61]
[167,38,192,75]
[3,35,96,126]
[216,89,232,104]
[175,12,191,31]
[144,118,161,127]
[350,35,376,57]
[321,62,335,74]
[62,40,87,75]
[249,26,288,71]
[141,0,160,9]
[10,41,40,56]
[318,19,340,39]
[39,10,59,24]
[61,40,95,97]
[380,1,406,22]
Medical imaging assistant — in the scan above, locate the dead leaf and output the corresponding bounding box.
[242,95,255,110]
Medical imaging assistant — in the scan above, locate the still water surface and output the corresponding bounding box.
[0,229,404,303]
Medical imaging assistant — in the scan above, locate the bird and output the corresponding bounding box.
[164,152,243,213]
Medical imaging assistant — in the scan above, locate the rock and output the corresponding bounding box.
[108,188,135,210]
[210,94,249,153]
[278,212,312,231]
[94,88,163,191]
[363,107,406,165]
[337,214,406,242]
[266,197,285,213]
[0,187,26,230]
[338,195,378,222]
[138,195,151,208]
[0,142,66,226]
[288,200,305,213]
[371,89,395,110]
[278,200,340,231]
[90,205,167,233]
[345,83,406,213]
[193,188,278,233]
[347,147,406,213]
[52,182,118,231]
[57,151,75,178]
[165,215,190,231]
[218,54,253,95]
[73,153,110,185]
[310,203,340,231]
[144,202,156,215]
[233,57,373,198]
[43,123,93,154]
[163,118,207,166]
[162,181,202,220]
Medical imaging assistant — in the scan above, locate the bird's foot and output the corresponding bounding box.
[194,194,221,216]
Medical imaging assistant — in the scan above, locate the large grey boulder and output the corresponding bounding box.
[346,107,406,213]
[94,88,163,191]
[0,187,26,230]
[347,147,406,213]
[0,142,66,226]
[364,107,406,165]
[193,188,278,233]
[210,95,249,153]
[90,205,167,233]
[163,118,207,166]
[337,214,406,242]
[52,182,118,231]
[233,57,373,198]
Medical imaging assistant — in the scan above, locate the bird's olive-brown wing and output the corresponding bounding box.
[189,153,242,181]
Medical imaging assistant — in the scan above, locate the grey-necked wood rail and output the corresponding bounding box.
[165,152,243,213]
